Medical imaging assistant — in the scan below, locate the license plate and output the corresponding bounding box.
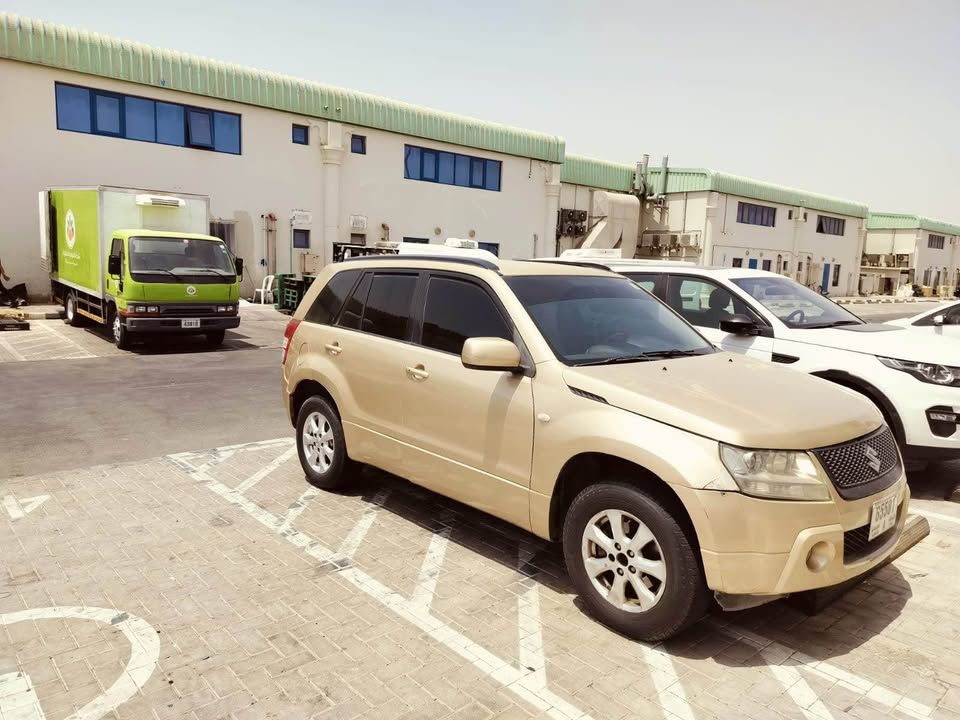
[181,319,201,329]
[868,494,898,541]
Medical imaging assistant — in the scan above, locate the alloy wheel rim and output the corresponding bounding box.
[581,509,667,613]
[113,314,121,342]
[66,297,74,320]
[302,411,335,473]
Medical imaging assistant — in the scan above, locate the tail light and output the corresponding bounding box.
[281,319,301,364]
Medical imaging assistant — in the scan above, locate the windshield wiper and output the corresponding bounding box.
[132,268,186,282]
[801,320,863,329]
[182,267,234,277]
[575,349,703,366]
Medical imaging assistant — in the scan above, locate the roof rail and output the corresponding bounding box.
[339,254,501,272]
[527,258,614,272]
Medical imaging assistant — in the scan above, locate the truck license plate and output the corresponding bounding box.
[868,494,898,541]
[181,319,201,329]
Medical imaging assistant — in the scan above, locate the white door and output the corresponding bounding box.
[663,274,775,361]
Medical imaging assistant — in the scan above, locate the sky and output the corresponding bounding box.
[4,0,960,221]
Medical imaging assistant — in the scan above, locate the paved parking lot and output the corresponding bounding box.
[3,437,960,720]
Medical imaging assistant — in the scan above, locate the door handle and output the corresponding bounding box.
[325,342,342,356]
[405,364,430,381]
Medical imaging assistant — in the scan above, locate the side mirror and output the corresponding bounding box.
[933,314,945,327]
[234,257,244,280]
[107,255,121,277]
[720,314,759,336]
[462,337,522,372]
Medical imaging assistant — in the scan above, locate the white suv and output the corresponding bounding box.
[553,253,960,465]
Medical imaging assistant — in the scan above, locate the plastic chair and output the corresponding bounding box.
[253,274,275,304]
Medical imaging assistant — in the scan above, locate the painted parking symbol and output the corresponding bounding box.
[0,606,160,720]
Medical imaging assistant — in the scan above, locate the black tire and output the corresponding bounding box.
[562,481,710,642]
[206,329,226,347]
[110,308,133,350]
[64,292,83,327]
[295,396,356,490]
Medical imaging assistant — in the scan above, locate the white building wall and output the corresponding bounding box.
[914,231,960,289]
[0,60,555,299]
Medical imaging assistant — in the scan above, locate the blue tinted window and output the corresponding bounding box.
[293,229,310,249]
[94,93,121,135]
[187,109,213,148]
[292,124,308,145]
[404,146,421,179]
[484,159,501,191]
[478,242,499,257]
[156,102,185,146]
[214,112,240,153]
[403,144,500,192]
[55,84,91,132]
[351,135,366,154]
[125,96,155,141]
[422,149,438,181]
[454,155,470,186]
[438,152,455,184]
[470,158,484,188]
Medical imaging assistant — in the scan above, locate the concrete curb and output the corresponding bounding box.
[0,308,63,320]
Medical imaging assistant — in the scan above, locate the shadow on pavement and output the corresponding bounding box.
[339,464,913,663]
[908,460,960,501]
[83,326,261,354]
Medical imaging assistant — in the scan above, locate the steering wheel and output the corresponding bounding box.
[786,309,806,324]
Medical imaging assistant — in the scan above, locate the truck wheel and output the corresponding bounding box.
[205,330,226,347]
[563,482,710,642]
[296,396,356,490]
[111,310,133,350]
[64,292,83,327]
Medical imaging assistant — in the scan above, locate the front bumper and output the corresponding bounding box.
[696,477,909,596]
[122,316,240,333]
[879,367,960,458]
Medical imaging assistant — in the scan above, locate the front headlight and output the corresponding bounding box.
[879,356,960,387]
[719,445,831,501]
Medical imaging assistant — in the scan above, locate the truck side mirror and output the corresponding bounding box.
[234,257,244,280]
[107,255,121,277]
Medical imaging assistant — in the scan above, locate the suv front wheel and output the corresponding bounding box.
[296,396,355,490]
[563,482,709,641]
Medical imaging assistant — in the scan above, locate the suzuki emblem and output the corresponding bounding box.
[863,445,882,474]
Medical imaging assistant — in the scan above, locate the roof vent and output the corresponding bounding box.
[135,194,185,208]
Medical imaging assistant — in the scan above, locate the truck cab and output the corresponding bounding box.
[104,230,242,348]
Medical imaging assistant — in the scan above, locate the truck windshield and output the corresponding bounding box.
[129,237,234,277]
[506,275,714,366]
[731,276,864,329]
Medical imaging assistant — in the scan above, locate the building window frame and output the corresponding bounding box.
[292,228,311,249]
[292,124,309,145]
[351,135,366,154]
[736,201,776,227]
[403,143,502,192]
[816,215,846,236]
[928,234,946,250]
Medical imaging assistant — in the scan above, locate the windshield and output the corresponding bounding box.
[506,275,714,366]
[731,276,863,329]
[129,237,234,276]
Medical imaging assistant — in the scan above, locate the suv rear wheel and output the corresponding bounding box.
[296,396,356,490]
[563,482,709,641]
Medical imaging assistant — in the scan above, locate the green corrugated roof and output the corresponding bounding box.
[866,213,960,237]
[645,168,868,218]
[560,155,636,192]
[0,13,564,163]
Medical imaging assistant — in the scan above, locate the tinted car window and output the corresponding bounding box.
[361,273,418,340]
[338,273,372,331]
[507,275,713,365]
[305,270,359,325]
[732,276,863,329]
[664,276,754,330]
[421,277,511,354]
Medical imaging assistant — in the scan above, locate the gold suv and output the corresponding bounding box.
[280,253,909,640]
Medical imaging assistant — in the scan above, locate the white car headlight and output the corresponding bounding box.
[719,445,831,501]
[879,356,960,387]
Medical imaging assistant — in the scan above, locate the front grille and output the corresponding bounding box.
[813,427,902,500]
[843,520,898,564]
[159,305,220,317]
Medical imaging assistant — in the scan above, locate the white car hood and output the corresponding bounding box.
[785,323,960,364]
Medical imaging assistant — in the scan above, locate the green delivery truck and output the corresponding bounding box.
[40,186,243,349]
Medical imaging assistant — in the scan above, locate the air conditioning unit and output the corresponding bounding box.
[349,214,367,231]
[577,210,587,222]
[678,233,700,248]
[291,210,312,225]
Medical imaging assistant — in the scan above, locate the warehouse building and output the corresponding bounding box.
[557,157,868,297]
[863,214,960,296]
[0,13,564,298]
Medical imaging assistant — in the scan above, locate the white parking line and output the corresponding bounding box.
[915,509,960,526]
[175,451,594,720]
[279,487,321,534]
[0,336,26,361]
[411,525,451,612]
[516,547,547,689]
[235,445,298,492]
[333,489,390,561]
[709,620,932,718]
[35,322,95,359]
[636,642,697,720]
